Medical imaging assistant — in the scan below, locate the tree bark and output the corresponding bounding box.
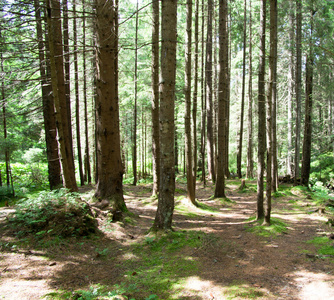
[206,0,215,182]
[94,0,126,212]
[237,0,247,179]
[151,0,160,196]
[46,0,78,192]
[185,0,196,204]
[214,0,228,198]
[257,0,266,220]
[246,0,254,179]
[294,0,302,184]
[73,1,84,186]
[153,0,177,231]
[34,0,62,190]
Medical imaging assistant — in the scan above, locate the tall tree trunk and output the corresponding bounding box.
[73,1,84,186]
[257,0,266,220]
[294,0,302,184]
[237,0,247,179]
[246,0,254,179]
[214,0,228,198]
[185,0,196,204]
[192,0,199,188]
[287,0,295,177]
[301,9,315,187]
[132,0,139,186]
[206,0,215,182]
[200,0,206,186]
[271,0,278,192]
[46,0,78,192]
[62,0,74,165]
[153,0,177,231]
[94,0,126,212]
[34,0,62,190]
[82,0,91,184]
[151,0,160,196]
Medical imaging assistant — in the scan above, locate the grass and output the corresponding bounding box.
[245,217,288,237]
[306,236,334,256]
[224,281,265,299]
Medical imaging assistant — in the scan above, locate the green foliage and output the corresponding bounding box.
[9,188,97,239]
[310,152,334,185]
[22,148,47,164]
[245,217,288,237]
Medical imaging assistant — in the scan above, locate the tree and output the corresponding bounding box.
[257,0,266,220]
[151,0,160,197]
[153,0,177,231]
[215,0,228,198]
[185,0,196,205]
[34,0,62,190]
[94,0,127,212]
[294,0,302,184]
[237,0,247,179]
[246,0,254,179]
[206,0,215,182]
[301,8,315,187]
[46,0,78,192]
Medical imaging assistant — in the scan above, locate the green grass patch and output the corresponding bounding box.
[224,281,264,299]
[197,202,219,212]
[307,236,334,256]
[122,231,209,298]
[245,217,288,237]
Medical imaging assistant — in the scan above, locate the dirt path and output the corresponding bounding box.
[0,182,334,299]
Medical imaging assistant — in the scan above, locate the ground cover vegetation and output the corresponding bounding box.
[0,0,334,298]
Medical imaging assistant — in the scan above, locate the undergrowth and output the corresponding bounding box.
[245,217,288,237]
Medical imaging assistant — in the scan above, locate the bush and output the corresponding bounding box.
[9,188,97,238]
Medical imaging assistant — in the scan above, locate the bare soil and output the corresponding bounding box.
[0,180,334,299]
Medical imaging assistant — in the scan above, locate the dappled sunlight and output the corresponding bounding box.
[291,269,334,300]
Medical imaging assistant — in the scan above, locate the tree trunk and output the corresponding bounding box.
[46,0,78,192]
[287,0,295,177]
[73,1,84,186]
[192,0,199,188]
[153,0,177,231]
[185,0,196,205]
[301,9,314,187]
[151,0,160,196]
[34,0,62,190]
[237,0,247,179]
[257,0,266,220]
[82,0,91,184]
[94,0,126,212]
[132,0,139,186]
[246,0,254,179]
[294,0,302,185]
[206,0,215,182]
[214,0,228,198]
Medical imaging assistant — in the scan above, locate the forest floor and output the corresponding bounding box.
[0,179,334,299]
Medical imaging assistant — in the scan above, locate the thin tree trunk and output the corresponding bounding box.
[73,1,84,186]
[257,0,266,220]
[153,0,177,231]
[206,0,215,182]
[294,0,302,185]
[192,0,199,188]
[46,0,78,192]
[34,0,62,190]
[132,0,139,186]
[151,0,160,196]
[237,0,247,179]
[215,0,228,198]
[246,0,254,179]
[287,0,295,177]
[301,9,315,187]
[82,0,91,184]
[185,0,196,205]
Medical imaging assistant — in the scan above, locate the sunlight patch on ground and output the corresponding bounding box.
[293,270,334,300]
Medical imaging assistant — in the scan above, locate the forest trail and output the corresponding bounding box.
[0,181,334,299]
